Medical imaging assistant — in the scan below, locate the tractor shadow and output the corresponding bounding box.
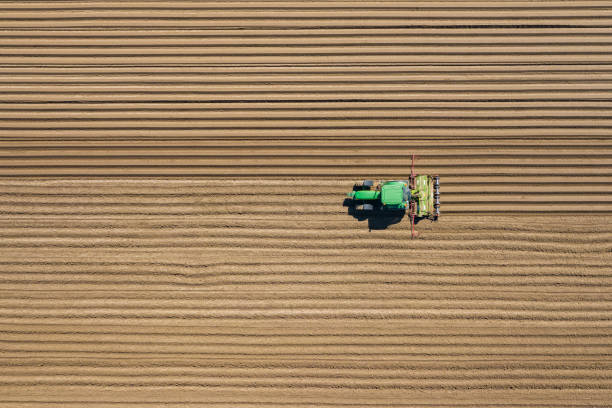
[343,198,406,231]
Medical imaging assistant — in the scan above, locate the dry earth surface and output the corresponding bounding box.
[0,1,611,407]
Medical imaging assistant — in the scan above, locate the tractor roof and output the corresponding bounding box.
[381,183,404,205]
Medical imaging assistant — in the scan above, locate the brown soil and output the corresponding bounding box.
[0,1,611,406]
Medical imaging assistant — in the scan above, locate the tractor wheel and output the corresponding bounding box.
[362,203,374,212]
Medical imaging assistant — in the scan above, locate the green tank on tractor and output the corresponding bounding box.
[345,155,440,237]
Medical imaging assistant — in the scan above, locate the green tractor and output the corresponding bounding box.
[346,155,439,237]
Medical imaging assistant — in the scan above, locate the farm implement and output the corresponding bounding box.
[346,155,439,238]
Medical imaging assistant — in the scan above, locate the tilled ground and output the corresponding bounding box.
[1,1,611,406]
[1,173,609,406]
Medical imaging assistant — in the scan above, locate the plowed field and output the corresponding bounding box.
[1,1,611,407]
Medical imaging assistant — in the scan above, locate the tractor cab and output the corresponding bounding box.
[380,181,410,210]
